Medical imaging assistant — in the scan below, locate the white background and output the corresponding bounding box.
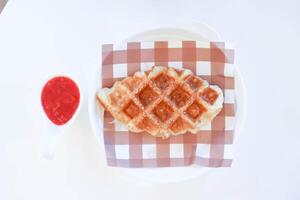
[0,0,300,199]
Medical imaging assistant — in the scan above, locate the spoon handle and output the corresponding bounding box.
[41,122,64,160]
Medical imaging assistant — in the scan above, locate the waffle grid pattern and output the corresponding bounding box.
[107,67,220,138]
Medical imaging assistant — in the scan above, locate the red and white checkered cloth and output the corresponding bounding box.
[100,41,235,168]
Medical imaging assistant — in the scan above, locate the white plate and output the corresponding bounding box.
[88,23,246,184]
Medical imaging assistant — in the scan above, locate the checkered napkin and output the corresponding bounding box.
[100,41,235,168]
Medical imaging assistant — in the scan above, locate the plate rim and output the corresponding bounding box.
[87,23,247,184]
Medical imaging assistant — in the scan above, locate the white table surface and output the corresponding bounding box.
[0,0,300,199]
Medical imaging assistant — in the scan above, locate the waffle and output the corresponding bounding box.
[97,66,224,138]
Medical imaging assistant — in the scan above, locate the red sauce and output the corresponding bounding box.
[41,76,80,125]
